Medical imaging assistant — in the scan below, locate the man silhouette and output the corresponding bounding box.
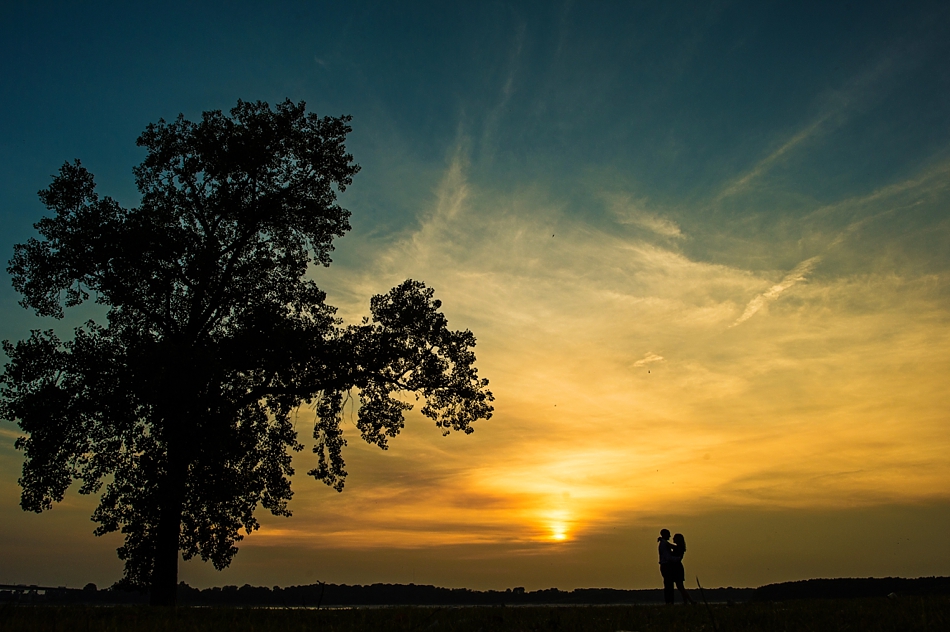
[657,528,676,604]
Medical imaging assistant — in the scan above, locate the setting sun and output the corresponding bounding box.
[543,509,572,542]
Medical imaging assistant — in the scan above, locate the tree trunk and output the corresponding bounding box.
[149,450,187,606]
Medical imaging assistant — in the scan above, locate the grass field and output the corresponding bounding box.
[2,596,949,631]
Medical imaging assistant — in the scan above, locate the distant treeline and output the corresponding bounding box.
[2,583,751,606]
[4,577,949,606]
[752,576,950,601]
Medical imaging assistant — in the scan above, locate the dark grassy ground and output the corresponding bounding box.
[2,596,949,631]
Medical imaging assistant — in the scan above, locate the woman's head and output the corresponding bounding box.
[673,533,686,549]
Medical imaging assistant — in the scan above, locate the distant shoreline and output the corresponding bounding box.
[3,576,949,606]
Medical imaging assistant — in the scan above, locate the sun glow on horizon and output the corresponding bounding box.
[543,509,573,543]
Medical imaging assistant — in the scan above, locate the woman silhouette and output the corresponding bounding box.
[670,533,694,604]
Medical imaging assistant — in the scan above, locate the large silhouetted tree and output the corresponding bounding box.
[0,99,493,606]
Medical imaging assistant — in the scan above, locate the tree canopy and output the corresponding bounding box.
[0,99,493,606]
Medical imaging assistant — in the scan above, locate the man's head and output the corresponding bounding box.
[659,529,671,540]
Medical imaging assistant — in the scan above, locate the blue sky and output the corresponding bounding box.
[2,0,950,590]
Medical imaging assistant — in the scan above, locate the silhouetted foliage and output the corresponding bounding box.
[752,576,950,601]
[0,580,757,606]
[0,99,493,606]
[10,577,950,608]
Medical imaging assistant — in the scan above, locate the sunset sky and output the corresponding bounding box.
[2,1,950,591]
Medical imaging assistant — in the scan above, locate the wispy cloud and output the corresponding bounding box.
[715,54,900,203]
[0,428,22,440]
[716,117,830,202]
[478,20,526,164]
[731,256,821,327]
[633,352,664,367]
[606,194,684,238]
[811,158,950,249]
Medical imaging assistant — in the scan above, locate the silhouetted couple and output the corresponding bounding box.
[657,529,694,604]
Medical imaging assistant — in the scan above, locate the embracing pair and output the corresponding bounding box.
[657,529,694,604]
